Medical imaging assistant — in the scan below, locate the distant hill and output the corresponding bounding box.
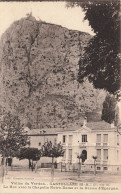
[0,15,106,129]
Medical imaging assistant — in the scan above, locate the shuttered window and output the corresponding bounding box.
[103,134,108,143]
[97,134,101,143]
[82,135,87,142]
[103,149,108,160]
[97,149,101,160]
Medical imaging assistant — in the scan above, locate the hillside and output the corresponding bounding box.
[0,15,106,129]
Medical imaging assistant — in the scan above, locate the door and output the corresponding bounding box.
[81,150,87,163]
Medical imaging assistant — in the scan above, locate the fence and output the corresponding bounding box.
[60,162,121,173]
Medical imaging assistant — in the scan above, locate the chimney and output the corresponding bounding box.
[83,117,87,126]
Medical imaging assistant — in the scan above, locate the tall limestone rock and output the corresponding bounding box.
[0,15,106,129]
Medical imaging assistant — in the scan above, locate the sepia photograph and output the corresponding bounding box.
[0,0,120,193]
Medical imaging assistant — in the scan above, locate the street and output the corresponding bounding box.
[0,168,121,194]
[1,167,121,183]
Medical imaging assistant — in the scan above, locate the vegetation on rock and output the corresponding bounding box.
[0,16,106,129]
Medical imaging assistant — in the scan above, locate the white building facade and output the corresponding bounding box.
[57,121,121,172]
[3,121,121,172]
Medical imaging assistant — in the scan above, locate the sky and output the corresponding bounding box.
[0,1,94,38]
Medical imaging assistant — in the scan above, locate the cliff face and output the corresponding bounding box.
[0,16,105,129]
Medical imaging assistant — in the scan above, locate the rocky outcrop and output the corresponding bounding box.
[0,15,106,129]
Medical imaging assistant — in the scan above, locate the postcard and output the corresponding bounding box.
[0,1,121,194]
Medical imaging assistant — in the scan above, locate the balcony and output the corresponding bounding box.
[62,142,67,147]
[103,143,108,147]
[96,160,101,165]
[68,142,72,146]
[79,142,88,148]
[96,142,101,146]
[103,160,108,165]
[96,143,109,147]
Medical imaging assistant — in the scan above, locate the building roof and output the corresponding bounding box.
[27,128,63,136]
[26,121,116,136]
[87,121,115,131]
[60,121,116,133]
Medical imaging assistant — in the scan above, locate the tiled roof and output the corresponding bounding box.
[27,128,63,135]
[26,121,115,135]
[87,121,115,131]
[60,121,115,132]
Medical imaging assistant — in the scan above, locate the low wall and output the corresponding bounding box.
[60,163,121,173]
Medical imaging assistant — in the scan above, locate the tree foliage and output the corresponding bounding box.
[42,141,64,158]
[17,147,41,161]
[67,0,120,94]
[101,94,117,124]
[0,112,28,157]
[42,141,64,181]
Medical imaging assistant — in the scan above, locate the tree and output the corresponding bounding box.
[0,112,28,157]
[0,112,28,180]
[67,0,120,94]
[17,147,41,172]
[101,94,117,124]
[42,141,64,182]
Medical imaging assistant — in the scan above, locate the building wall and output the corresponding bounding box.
[29,134,57,148]
[57,127,121,169]
[12,134,57,167]
[10,126,121,170]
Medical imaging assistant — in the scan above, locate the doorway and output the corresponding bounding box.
[82,150,87,163]
[7,158,12,166]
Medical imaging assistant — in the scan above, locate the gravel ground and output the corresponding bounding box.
[1,168,121,183]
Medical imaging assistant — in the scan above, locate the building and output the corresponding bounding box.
[12,127,62,167]
[57,119,121,172]
[6,120,121,172]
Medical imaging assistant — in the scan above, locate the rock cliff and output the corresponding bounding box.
[0,15,105,129]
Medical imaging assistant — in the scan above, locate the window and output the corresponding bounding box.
[69,135,73,144]
[97,166,101,170]
[103,166,108,170]
[82,135,87,142]
[68,149,72,161]
[103,149,108,160]
[117,167,119,171]
[63,135,66,143]
[103,134,108,143]
[117,135,119,145]
[96,134,101,143]
[38,142,41,146]
[97,149,101,160]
